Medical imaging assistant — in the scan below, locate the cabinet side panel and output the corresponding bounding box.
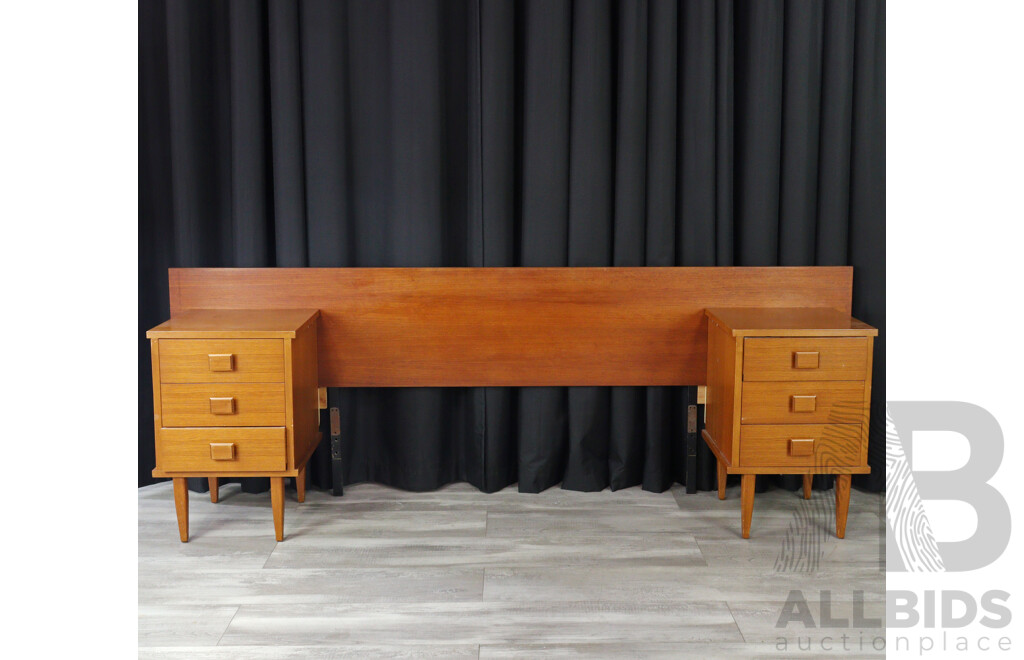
[706,320,737,465]
[290,319,320,467]
[860,336,875,466]
[151,339,164,469]
[282,337,295,466]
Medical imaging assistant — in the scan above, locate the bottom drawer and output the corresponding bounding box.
[157,427,286,472]
[739,424,862,468]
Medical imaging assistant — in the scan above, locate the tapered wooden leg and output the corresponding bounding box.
[835,474,851,539]
[172,477,189,543]
[208,477,219,503]
[740,474,755,539]
[802,474,813,500]
[271,477,285,541]
[717,459,727,500]
[296,465,306,503]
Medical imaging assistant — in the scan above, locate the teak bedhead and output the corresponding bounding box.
[151,266,875,542]
[167,266,854,387]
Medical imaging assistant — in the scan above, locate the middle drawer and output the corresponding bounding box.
[161,383,286,427]
[741,381,866,425]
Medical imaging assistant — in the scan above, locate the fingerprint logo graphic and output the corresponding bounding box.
[885,405,945,572]
[773,494,831,572]
[773,401,1005,573]
[774,401,866,573]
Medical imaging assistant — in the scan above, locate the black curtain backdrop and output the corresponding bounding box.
[140,0,885,496]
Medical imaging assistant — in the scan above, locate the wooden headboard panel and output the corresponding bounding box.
[169,267,853,387]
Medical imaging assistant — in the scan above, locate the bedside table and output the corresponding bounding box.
[146,309,321,542]
[702,308,877,539]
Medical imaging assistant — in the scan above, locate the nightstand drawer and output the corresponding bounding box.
[743,337,867,381]
[161,383,286,427]
[739,424,861,467]
[157,427,286,471]
[159,339,285,383]
[741,381,866,425]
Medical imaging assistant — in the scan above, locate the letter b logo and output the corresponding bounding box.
[886,402,1010,572]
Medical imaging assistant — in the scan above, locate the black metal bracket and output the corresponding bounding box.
[685,388,698,494]
[329,400,344,496]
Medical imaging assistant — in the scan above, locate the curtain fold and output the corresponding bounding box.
[139,0,885,494]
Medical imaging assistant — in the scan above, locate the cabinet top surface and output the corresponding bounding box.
[147,309,320,339]
[705,307,877,337]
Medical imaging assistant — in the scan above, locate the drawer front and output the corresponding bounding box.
[161,383,286,427]
[157,427,286,472]
[159,339,285,383]
[741,381,867,425]
[743,337,867,381]
[739,424,862,467]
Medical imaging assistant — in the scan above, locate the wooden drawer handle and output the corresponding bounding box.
[792,351,820,369]
[791,395,817,413]
[208,353,235,372]
[209,397,236,415]
[788,439,815,457]
[209,443,236,461]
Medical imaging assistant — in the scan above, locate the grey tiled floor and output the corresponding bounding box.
[139,480,885,659]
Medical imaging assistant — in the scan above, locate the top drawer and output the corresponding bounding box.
[159,339,285,383]
[743,337,868,381]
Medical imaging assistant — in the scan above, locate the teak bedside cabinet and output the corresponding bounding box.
[702,308,877,539]
[147,309,321,542]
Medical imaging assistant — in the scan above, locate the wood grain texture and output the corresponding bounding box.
[742,337,868,382]
[150,339,164,443]
[160,383,286,427]
[158,339,285,383]
[207,353,234,372]
[296,465,306,503]
[739,424,862,468]
[218,601,740,646]
[705,307,877,337]
[172,477,188,542]
[138,567,488,606]
[727,595,885,644]
[208,397,235,415]
[288,317,320,470]
[788,438,815,457]
[140,646,478,659]
[157,427,286,472]
[138,481,885,655]
[740,475,755,539]
[209,443,236,461]
[793,351,820,369]
[271,478,285,541]
[860,336,875,466]
[147,309,320,339]
[791,394,817,413]
[704,318,741,465]
[266,534,707,570]
[139,605,240,647]
[169,267,854,386]
[740,381,866,425]
[836,474,852,539]
[720,465,871,476]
